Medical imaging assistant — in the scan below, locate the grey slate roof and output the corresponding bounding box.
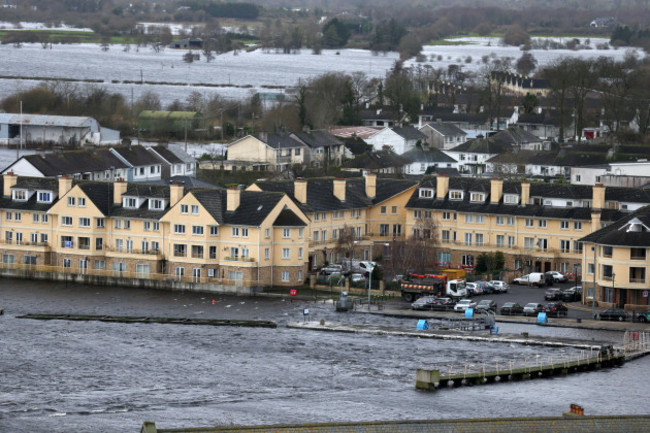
[78,182,114,216]
[151,145,184,164]
[265,134,306,150]
[422,122,466,137]
[580,206,650,247]
[15,149,127,176]
[0,177,60,211]
[191,189,291,226]
[492,127,543,146]
[342,150,407,170]
[449,137,510,154]
[273,209,307,226]
[148,176,221,189]
[292,130,342,149]
[393,126,427,141]
[401,147,457,164]
[112,145,161,166]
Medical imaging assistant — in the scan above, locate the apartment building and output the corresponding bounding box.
[248,174,418,270]
[0,173,309,287]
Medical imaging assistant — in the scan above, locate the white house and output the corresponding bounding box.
[419,122,467,150]
[149,144,197,178]
[443,137,510,176]
[364,126,427,155]
[401,147,459,175]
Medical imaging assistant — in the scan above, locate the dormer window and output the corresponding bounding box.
[503,194,519,204]
[470,192,485,202]
[149,199,164,210]
[37,191,52,203]
[123,197,138,209]
[13,190,27,201]
[449,190,463,200]
[620,217,650,233]
[419,188,434,198]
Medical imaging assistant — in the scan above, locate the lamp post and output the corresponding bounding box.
[612,272,616,307]
[367,242,389,311]
[592,244,597,318]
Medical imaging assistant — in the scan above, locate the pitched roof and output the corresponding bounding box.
[393,126,427,141]
[329,126,381,139]
[0,177,59,211]
[342,150,407,170]
[265,133,306,149]
[421,122,466,137]
[580,206,650,247]
[112,145,161,167]
[191,189,287,226]
[492,127,543,147]
[78,182,114,215]
[292,130,342,149]
[401,147,457,164]
[18,149,127,176]
[448,137,510,154]
[273,209,307,226]
[151,145,184,164]
[0,113,94,128]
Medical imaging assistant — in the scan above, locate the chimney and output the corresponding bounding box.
[3,172,17,197]
[227,186,240,211]
[365,173,377,198]
[333,178,346,202]
[592,183,605,210]
[591,210,601,233]
[114,179,127,205]
[169,182,184,207]
[58,176,73,198]
[520,180,530,206]
[258,131,268,143]
[490,178,503,203]
[294,178,307,204]
[436,174,449,199]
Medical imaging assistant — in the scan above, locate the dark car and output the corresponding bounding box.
[637,312,650,323]
[476,299,497,312]
[411,296,437,311]
[431,297,456,311]
[523,302,545,316]
[545,271,568,283]
[500,302,524,315]
[560,286,582,302]
[544,288,561,301]
[596,308,628,321]
[543,302,568,317]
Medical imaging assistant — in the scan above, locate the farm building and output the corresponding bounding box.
[138,111,201,138]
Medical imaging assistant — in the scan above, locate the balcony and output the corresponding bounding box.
[105,247,161,256]
[223,256,257,263]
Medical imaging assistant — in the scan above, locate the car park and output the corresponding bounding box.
[500,302,524,315]
[489,280,509,293]
[476,299,497,312]
[596,308,628,321]
[637,312,650,322]
[544,288,562,301]
[542,302,568,317]
[545,271,568,283]
[560,286,582,302]
[523,302,544,316]
[512,273,545,287]
[454,299,477,312]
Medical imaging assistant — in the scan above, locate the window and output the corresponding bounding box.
[232,227,240,237]
[282,248,290,259]
[136,264,150,277]
[476,215,485,224]
[5,231,12,243]
[23,255,36,265]
[13,190,26,201]
[114,239,123,251]
[151,241,159,252]
[241,228,249,237]
[537,238,548,251]
[33,213,39,223]
[95,260,105,270]
[496,235,504,247]
[143,221,151,231]
[152,222,160,231]
[438,251,451,264]
[5,212,11,221]
[150,199,164,210]
[192,225,204,235]
[631,248,646,260]
[2,254,14,264]
[229,270,243,280]
[174,224,186,234]
[524,237,534,250]
[298,270,303,282]
[141,241,149,253]
[575,174,581,182]
[281,271,290,282]
[313,231,319,241]
[380,206,387,214]
[602,246,613,258]
[14,212,21,221]
[283,228,291,238]
[124,220,130,230]
[496,216,505,225]
[414,210,422,219]
[175,267,185,278]
[573,241,583,253]
[61,216,73,226]
[560,240,571,253]
[538,219,547,228]
[508,236,515,248]
[449,191,463,200]
[380,224,389,236]
[470,193,484,202]
[525,218,534,227]
[123,197,137,208]
[38,192,51,203]
[464,233,472,246]
[629,267,646,284]
[67,197,75,206]
[242,247,250,259]
[30,233,37,243]
[113,261,126,274]
[264,228,270,238]
[391,206,398,214]
[419,188,434,198]
[574,221,583,230]
[173,244,187,257]
[180,204,188,214]
[295,148,301,156]
[475,233,484,246]
[96,238,103,251]
[321,230,327,241]
[209,246,217,259]
[503,194,519,204]
[299,228,304,238]
[264,248,270,260]
[442,211,452,221]
[587,263,595,275]
[298,247,303,259]
[229,247,239,258]
[114,219,122,229]
[392,224,402,237]
[191,205,199,215]
[96,218,105,228]
[78,197,86,207]
[602,264,613,279]
[191,245,204,259]
[40,233,48,244]
[78,237,90,250]
[15,232,22,244]
[465,214,474,223]
[461,255,474,267]
[561,221,569,230]
[79,217,90,228]
[442,230,450,243]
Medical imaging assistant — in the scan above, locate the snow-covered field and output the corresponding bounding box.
[0,36,644,107]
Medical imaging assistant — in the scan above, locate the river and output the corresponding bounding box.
[0,278,647,433]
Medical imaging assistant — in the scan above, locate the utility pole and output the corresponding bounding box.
[18,100,23,160]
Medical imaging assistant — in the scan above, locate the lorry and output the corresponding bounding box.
[400,273,467,302]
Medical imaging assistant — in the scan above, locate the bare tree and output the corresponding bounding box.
[385,216,439,276]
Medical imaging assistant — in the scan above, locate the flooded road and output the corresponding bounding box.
[1,279,647,432]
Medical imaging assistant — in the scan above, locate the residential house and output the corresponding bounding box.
[365,126,427,155]
[491,71,550,98]
[401,147,459,176]
[419,122,467,150]
[110,145,163,182]
[572,161,650,187]
[290,130,348,166]
[360,108,404,128]
[443,136,510,176]
[341,150,406,175]
[486,148,611,179]
[511,107,562,140]
[492,126,550,151]
[225,133,307,172]
[0,113,120,147]
[149,144,197,178]
[417,106,491,132]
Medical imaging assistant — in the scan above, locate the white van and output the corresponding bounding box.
[512,272,545,287]
[342,260,376,275]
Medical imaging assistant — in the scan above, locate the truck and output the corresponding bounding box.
[400,273,467,302]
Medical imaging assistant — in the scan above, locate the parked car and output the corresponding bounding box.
[431,297,456,311]
[637,311,650,322]
[320,264,343,275]
[543,302,568,317]
[489,280,509,293]
[545,271,568,283]
[411,296,436,311]
[512,273,545,287]
[350,273,366,285]
[523,302,545,316]
[596,308,628,321]
[477,281,495,294]
[544,288,562,301]
[500,302,524,315]
[454,299,477,312]
[465,282,481,296]
[560,286,582,302]
[326,271,343,284]
[476,299,497,312]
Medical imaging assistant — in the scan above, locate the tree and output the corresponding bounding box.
[516,51,537,76]
[384,215,438,276]
[541,59,573,143]
[321,18,350,48]
[475,251,505,275]
[565,58,598,143]
[384,68,420,123]
[502,25,530,47]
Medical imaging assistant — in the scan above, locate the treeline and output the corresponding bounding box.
[611,26,650,51]
[183,1,260,19]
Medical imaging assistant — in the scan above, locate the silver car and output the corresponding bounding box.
[489,280,509,293]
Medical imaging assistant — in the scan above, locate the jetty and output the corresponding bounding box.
[17,313,277,328]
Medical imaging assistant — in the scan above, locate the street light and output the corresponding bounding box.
[612,272,616,307]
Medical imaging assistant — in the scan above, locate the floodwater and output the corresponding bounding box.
[0,278,648,433]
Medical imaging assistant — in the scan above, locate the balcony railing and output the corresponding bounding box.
[106,247,161,256]
[223,256,256,263]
